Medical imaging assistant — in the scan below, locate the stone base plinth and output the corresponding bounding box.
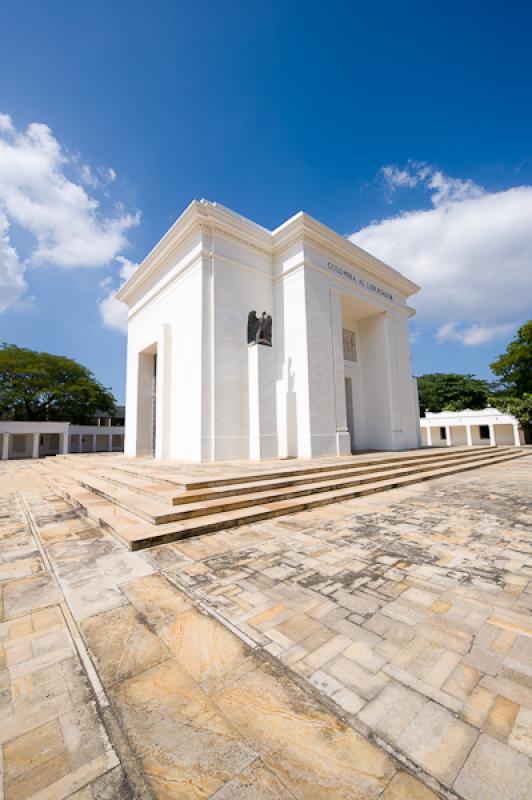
[248,344,277,460]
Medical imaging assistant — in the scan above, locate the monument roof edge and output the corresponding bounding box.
[117,200,274,304]
[272,212,421,298]
[117,199,206,303]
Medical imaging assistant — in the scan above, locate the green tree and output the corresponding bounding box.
[417,373,490,415]
[489,393,532,444]
[490,320,532,396]
[0,343,116,423]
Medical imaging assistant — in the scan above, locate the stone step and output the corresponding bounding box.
[42,446,517,526]
[170,447,514,491]
[44,445,516,506]
[68,445,497,491]
[168,446,518,505]
[39,450,525,550]
[81,466,178,504]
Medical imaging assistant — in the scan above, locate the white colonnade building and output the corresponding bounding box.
[118,200,422,461]
[0,421,125,460]
[420,408,523,448]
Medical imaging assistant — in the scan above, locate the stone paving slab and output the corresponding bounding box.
[0,487,130,799]
[152,455,532,798]
[2,454,532,798]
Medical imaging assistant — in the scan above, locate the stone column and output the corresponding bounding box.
[466,425,473,447]
[329,289,351,456]
[1,433,10,460]
[108,434,113,452]
[383,312,405,450]
[248,343,277,460]
[60,433,69,454]
[489,424,496,447]
[445,426,452,447]
[155,324,172,459]
[426,426,433,446]
[513,424,521,446]
[92,434,97,453]
[32,432,40,459]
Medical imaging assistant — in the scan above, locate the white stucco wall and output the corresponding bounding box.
[420,408,522,447]
[124,253,204,460]
[119,201,421,461]
[0,422,123,459]
[211,250,273,460]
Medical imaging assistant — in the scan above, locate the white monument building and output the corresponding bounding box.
[118,200,421,461]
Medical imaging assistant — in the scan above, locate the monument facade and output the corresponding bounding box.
[117,200,421,460]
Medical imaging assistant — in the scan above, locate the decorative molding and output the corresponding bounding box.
[119,200,420,310]
[272,232,304,257]
[210,225,272,257]
[272,215,420,298]
[343,329,357,362]
[127,253,205,321]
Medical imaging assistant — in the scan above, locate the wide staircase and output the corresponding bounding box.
[28,445,526,550]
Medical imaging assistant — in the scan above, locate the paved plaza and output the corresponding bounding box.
[0,454,531,798]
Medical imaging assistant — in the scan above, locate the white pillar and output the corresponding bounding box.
[445,426,452,447]
[1,433,10,460]
[248,343,278,460]
[466,425,473,447]
[426,426,433,446]
[92,434,97,453]
[60,432,69,454]
[108,434,113,452]
[513,424,521,446]
[155,323,172,459]
[383,312,404,450]
[32,432,40,459]
[489,424,496,447]
[329,289,351,456]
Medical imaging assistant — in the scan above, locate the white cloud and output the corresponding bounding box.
[98,256,138,333]
[0,114,15,135]
[80,163,99,189]
[0,211,27,313]
[0,113,140,314]
[436,321,516,347]
[380,161,484,205]
[79,163,117,190]
[351,163,532,345]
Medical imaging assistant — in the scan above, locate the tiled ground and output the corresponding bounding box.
[0,471,130,800]
[1,453,531,798]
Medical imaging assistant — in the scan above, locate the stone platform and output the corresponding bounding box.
[1,453,531,798]
[29,446,525,549]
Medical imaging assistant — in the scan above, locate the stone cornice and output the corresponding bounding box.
[117,201,273,305]
[210,225,272,257]
[272,213,420,298]
[118,200,420,307]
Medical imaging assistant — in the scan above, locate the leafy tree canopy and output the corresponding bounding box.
[0,343,116,423]
[417,373,490,415]
[490,320,532,397]
[489,393,532,426]
[487,392,532,444]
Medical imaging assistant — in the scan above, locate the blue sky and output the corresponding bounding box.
[1,0,531,402]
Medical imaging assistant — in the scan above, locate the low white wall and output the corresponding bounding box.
[420,419,520,447]
[10,433,32,459]
[494,424,514,445]
[450,426,467,446]
[0,423,124,459]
